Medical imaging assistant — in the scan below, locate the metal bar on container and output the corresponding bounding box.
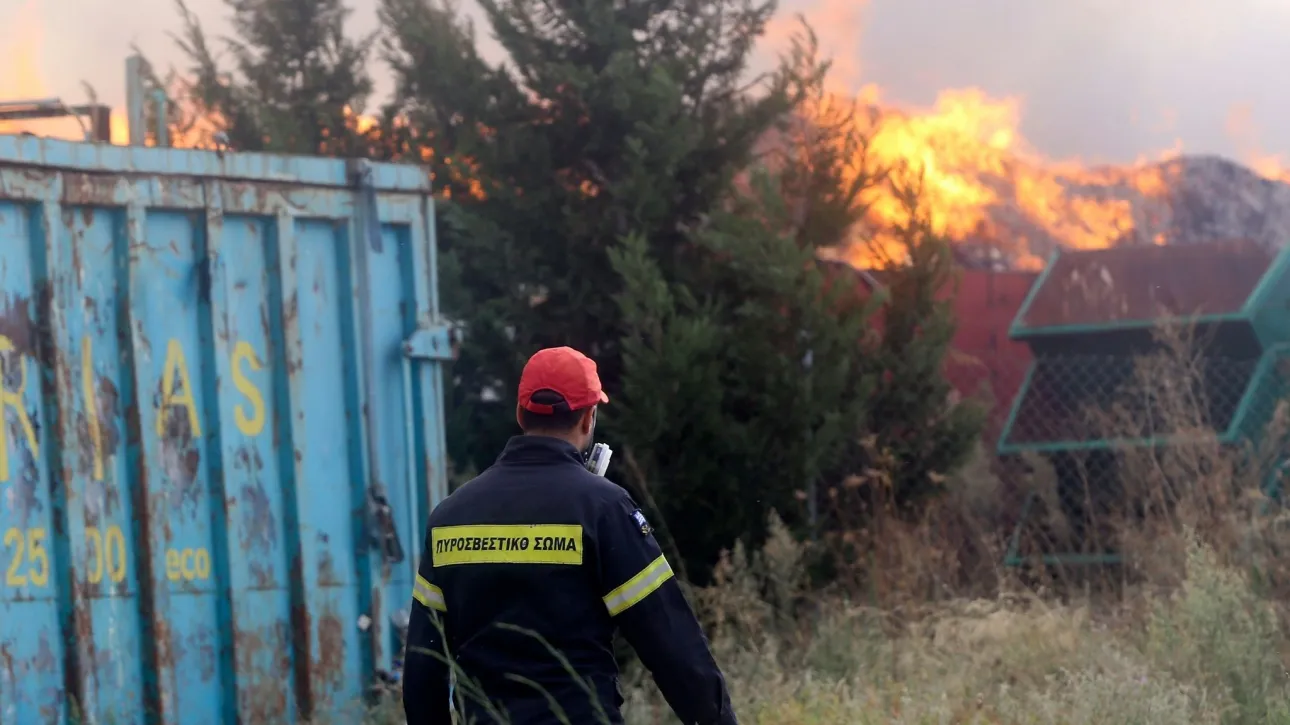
[350,160,386,515]
[418,193,451,508]
[124,197,177,725]
[272,206,316,720]
[402,356,419,572]
[197,180,241,723]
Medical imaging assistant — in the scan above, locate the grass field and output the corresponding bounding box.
[361,520,1290,725]
[617,522,1290,725]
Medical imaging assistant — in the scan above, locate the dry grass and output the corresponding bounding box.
[617,519,1290,725]
[616,324,1290,724]
[361,323,1290,724]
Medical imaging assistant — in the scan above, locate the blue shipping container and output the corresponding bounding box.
[0,136,452,724]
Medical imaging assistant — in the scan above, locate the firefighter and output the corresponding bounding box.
[402,346,738,725]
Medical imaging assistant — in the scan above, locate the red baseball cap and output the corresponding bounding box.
[517,346,610,414]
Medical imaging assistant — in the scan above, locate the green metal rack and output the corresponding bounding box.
[997,240,1290,566]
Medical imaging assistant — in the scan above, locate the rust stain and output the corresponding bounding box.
[60,173,128,207]
[168,622,187,678]
[239,478,277,553]
[69,213,86,294]
[148,178,204,209]
[72,588,93,642]
[248,562,275,590]
[33,633,55,673]
[281,297,301,376]
[74,376,123,490]
[97,377,122,455]
[236,621,291,722]
[0,288,54,531]
[289,553,314,718]
[235,623,291,724]
[260,308,272,344]
[368,586,384,665]
[187,627,218,683]
[152,618,176,709]
[156,380,202,515]
[6,441,42,529]
[317,549,340,588]
[315,606,345,690]
[66,584,91,717]
[0,295,34,356]
[0,644,15,686]
[124,390,171,723]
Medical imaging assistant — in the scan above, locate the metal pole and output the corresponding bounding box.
[152,89,169,147]
[126,55,146,146]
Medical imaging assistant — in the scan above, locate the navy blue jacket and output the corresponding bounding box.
[402,435,737,724]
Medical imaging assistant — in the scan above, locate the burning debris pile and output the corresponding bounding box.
[835,89,1290,272]
[879,151,1290,273]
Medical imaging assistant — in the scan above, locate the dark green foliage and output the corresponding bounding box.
[606,39,891,577]
[173,0,374,155]
[836,173,987,513]
[375,0,984,579]
[379,0,802,487]
[608,181,877,579]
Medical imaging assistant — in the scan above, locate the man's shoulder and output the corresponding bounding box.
[427,462,629,516]
[426,467,500,522]
[564,467,634,505]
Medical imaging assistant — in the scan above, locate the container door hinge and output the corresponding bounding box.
[403,324,456,361]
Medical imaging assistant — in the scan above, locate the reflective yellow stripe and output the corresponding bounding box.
[603,554,673,616]
[413,574,446,612]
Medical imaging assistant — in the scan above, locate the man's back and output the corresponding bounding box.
[425,435,627,720]
[402,435,737,725]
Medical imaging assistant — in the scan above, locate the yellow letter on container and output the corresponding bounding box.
[156,339,202,438]
[0,335,39,482]
[231,341,265,437]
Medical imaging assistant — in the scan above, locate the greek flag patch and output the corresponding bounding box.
[630,509,653,536]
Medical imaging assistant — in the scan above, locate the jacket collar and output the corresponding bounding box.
[496,435,586,467]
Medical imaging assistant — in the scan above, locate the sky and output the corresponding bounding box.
[4,0,1290,167]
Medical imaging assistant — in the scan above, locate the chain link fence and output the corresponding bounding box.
[993,336,1290,566]
[777,327,1290,599]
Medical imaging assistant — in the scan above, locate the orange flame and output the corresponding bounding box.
[764,5,1200,271]
[844,86,1180,270]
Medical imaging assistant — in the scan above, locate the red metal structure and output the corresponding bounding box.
[943,270,1037,441]
[822,259,1037,442]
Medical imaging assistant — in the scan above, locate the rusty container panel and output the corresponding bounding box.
[1016,239,1274,331]
[0,137,450,725]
